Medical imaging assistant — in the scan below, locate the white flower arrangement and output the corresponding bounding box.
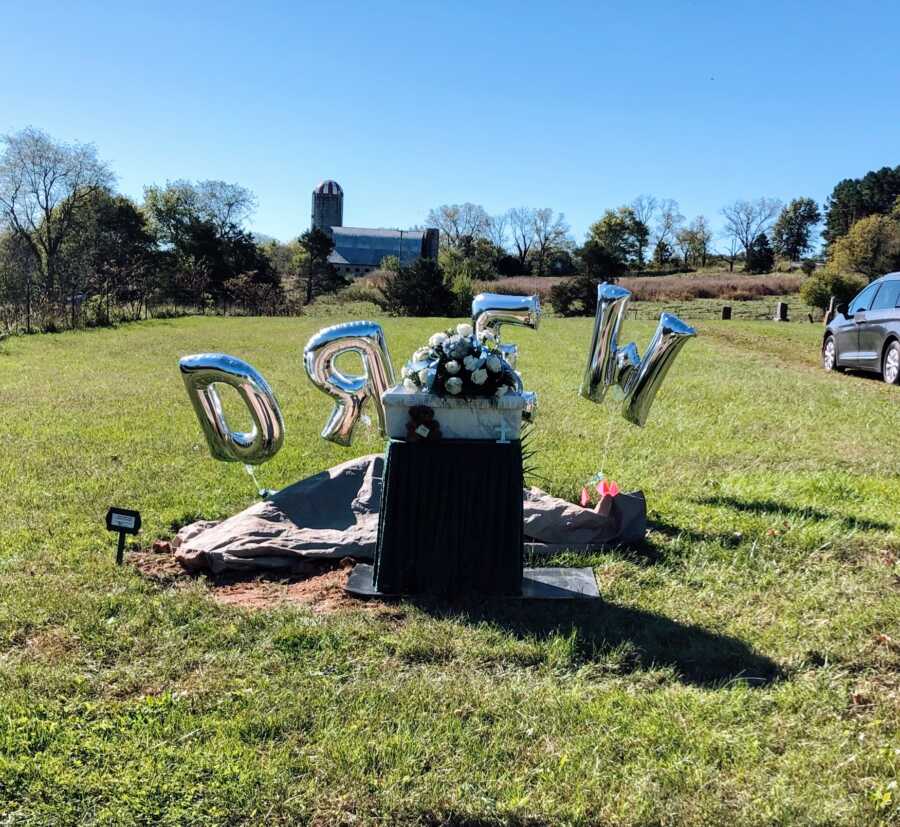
[401,322,519,399]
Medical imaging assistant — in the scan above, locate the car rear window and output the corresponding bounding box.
[871,280,900,311]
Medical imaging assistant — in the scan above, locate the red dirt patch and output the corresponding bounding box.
[131,545,377,614]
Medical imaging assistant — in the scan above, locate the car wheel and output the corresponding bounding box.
[822,335,841,372]
[884,341,900,385]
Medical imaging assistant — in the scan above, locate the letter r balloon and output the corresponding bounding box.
[302,320,395,446]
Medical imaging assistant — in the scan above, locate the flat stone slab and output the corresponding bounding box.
[521,566,601,599]
[345,564,600,600]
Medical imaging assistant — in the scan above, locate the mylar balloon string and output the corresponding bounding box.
[243,464,275,499]
[593,414,615,485]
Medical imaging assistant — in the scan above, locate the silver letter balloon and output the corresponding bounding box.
[179,353,285,464]
[303,320,395,446]
[471,292,541,369]
[581,283,696,426]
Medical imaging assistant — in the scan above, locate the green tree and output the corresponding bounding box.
[297,228,347,305]
[143,179,257,246]
[173,219,277,309]
[772,198,821,260]
[826,212,900,279]
[800,269,867,311]
[440,236,504,282]
[59,190,159,323]
[378,257,454,316]
[824,166,900,244]
[379,255,400,273]
[586,207,645,268]
[546,248,578,276]
[143,180,275,310]
[578,238,628,280]
[652,239,673,268]
[746,232,775,274]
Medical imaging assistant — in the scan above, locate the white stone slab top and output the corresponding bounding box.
[382,384,536,440]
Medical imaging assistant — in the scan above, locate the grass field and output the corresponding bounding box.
[1,313,898,825]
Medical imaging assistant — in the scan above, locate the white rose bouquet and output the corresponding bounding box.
[401,323,519,399]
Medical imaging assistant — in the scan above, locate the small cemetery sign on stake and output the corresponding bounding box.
[106,507,141,565]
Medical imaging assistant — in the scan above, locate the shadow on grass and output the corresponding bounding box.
[696,495,893,532]
[645,517,743,549]
[841,367,897,385]
[416,595,780,688]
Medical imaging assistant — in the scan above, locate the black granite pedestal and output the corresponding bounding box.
[372,439,524,598]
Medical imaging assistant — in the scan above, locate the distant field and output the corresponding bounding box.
[1,315,898,824]
[473,270,808,316]
[355,269,812,321]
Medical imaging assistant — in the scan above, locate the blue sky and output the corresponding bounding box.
[2,1,898,247]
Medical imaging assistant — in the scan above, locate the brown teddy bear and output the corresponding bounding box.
[405,405,442,442]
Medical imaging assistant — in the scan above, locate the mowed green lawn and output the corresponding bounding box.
[1,313,898,826]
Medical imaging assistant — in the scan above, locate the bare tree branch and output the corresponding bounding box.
[531,208,569,275]
[507,207,536,268]
[425,203,489,250]
[0,127,114,294]
[721,197,783,267]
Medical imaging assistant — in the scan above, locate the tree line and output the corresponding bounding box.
[423,193,826,284]
[0,128,345,333]
[800,165,900,310]
[3,126,898,329]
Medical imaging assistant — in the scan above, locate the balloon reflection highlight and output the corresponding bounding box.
[580,283,696,426]
[303,320,395,446]
[472,292,541,369]
[179,353,285,464]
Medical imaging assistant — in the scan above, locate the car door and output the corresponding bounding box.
[836,282,880,364]
[832,284,878,367]
[860,279,900,369]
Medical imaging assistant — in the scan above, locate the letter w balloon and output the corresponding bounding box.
[580,283,696,426]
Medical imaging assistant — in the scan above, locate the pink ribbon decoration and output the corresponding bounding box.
[580,486,591,507]
[596,479,619,498]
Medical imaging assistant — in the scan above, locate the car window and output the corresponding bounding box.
[849,282,880,314]
[871,280,900,311]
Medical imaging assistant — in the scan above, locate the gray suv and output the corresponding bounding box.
[823,272,900,384]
